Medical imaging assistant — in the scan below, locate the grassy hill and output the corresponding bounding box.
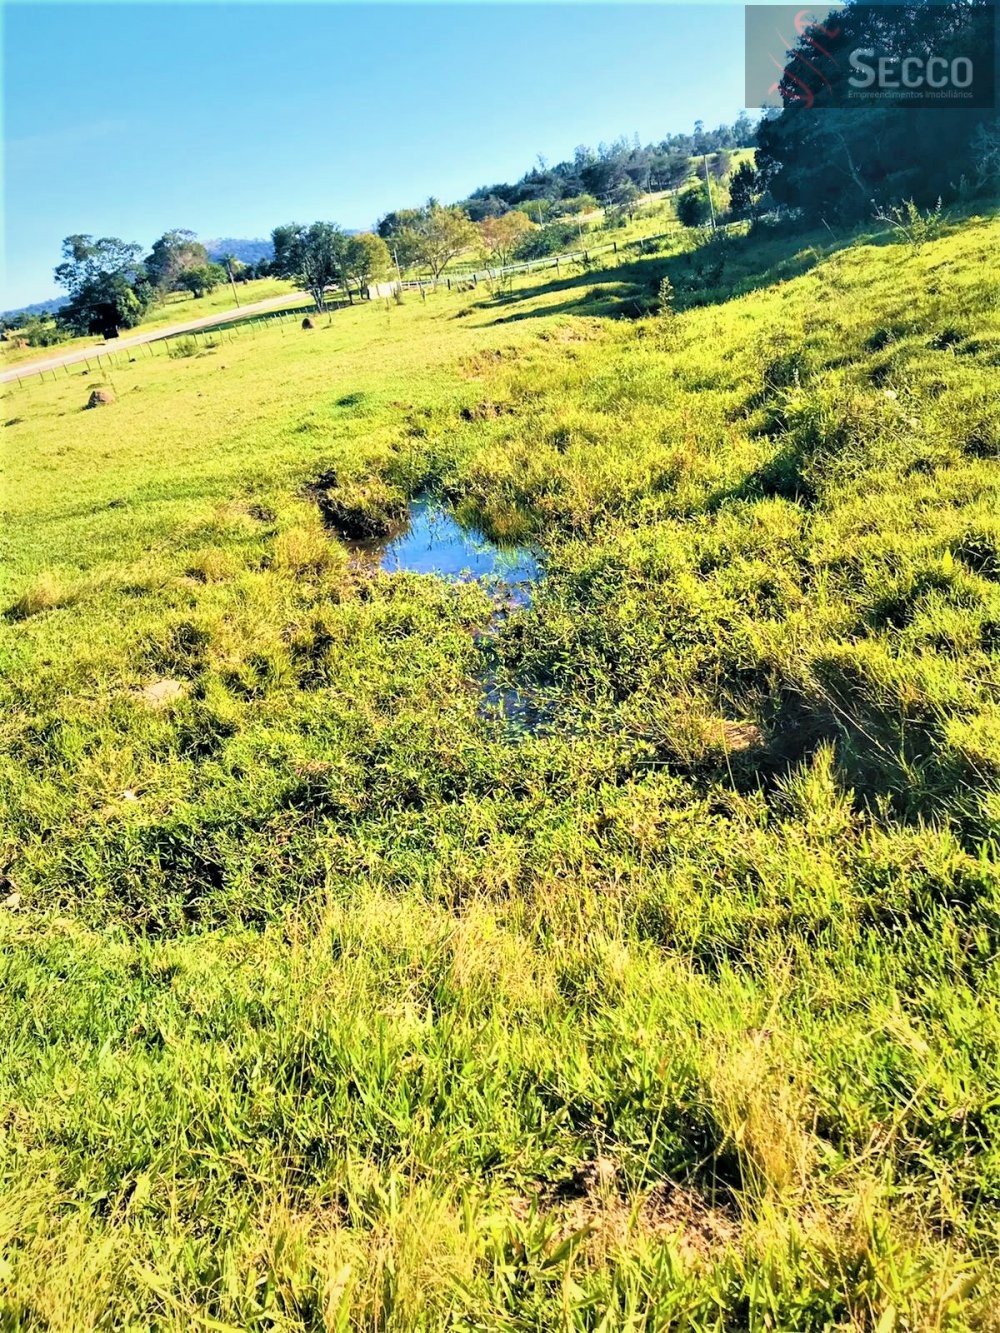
[1,196,681,376]
[2,209,999,1328]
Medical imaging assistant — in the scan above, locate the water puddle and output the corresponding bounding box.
[358,498,540,599]
[350,497,551,734]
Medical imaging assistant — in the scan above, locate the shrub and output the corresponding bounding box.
[14,315,66,348]
[167,337,199,359]
[676,184,712,228]
[874,197,944,251]
[514,222,581,261]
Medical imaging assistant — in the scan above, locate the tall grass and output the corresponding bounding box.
[2,211,999,1328]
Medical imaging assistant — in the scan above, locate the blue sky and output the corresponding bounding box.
[3,2,747,309]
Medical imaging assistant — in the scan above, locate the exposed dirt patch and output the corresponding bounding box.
[140,678,186,708]
[309,470,407,541]
[640,1181,741,1260]
[520,1158,741,1263]
[459,399,514,423]
[457,346,521,379]
[722,720,764,753]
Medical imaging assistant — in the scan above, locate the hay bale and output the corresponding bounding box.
[86,387,115,408]
[301,317,315,330]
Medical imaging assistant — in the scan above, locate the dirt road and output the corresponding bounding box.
[1,290,310,384]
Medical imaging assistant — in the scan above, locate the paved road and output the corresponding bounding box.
[1,290,311,384]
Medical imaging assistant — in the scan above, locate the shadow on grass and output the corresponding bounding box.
[481,221,877,327]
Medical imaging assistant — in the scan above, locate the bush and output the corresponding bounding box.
[874,198,944,251]
[514,221,582,261]
[676,184,712,228]
[555,193,599,216]
[14,315,67,348]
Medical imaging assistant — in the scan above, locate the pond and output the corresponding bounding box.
[363,498,540,599]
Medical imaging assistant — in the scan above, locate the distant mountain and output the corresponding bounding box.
[2,296,67,322]
[204,238,274,265]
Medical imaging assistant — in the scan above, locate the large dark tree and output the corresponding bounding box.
[54,235,153,338]
[755,0,997,223]
[728,160,767,221]
[145,230,209,293]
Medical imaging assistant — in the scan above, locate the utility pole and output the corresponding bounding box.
[224,258,241,307]
[703,154,717,232]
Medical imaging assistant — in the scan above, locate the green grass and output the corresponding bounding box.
[2,208,1000,1329]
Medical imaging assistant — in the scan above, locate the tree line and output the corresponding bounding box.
[11,3,999,348]
[8,106,757,343]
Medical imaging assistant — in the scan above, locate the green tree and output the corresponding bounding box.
[754,0,996,223]
[271,222,347,312]
[514,198,555,225]
[676,183,712,228]
[376,208,424,270]
[54,234,153,337]
[728,161,765,222]
[342,233,392,299]
[145,230,208,294]
[176,263,226,298]
[513,220,580,261]
[607,177,641,222]
[401,204,477,283]
[556,193,599,216]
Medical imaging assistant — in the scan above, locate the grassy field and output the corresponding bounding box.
[3,207,1000,1329]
